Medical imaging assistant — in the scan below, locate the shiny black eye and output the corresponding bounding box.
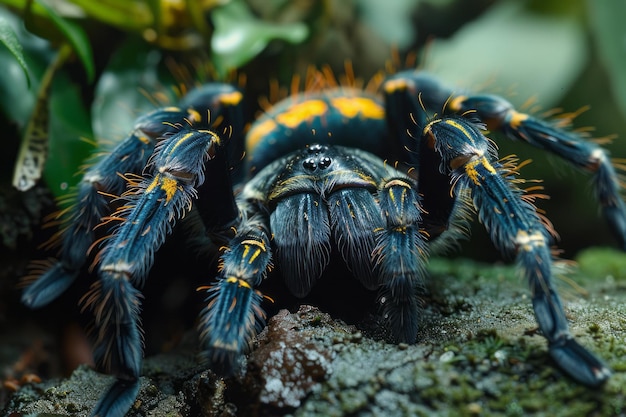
[303,158,317,170]
[307,143,327,154]
[318,157,332,169]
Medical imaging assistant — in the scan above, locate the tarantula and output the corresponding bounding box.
[22,69,620,416]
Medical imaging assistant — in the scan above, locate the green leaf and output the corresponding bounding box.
[0,7,91,196]
[69,0,152,32]
[211,0,308,78]
[0,16,31,87]
[588,0,626,119]
[92,37,177,146]
[0,6,49,129]
[425,1,587,108]
[35,0,95,82]
[45,64,93,195]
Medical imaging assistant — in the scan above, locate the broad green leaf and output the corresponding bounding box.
[69,0,152,31]
[0,6,49,129]
[45,65,93,195]
[0,16,31,87]
[92,37,177,146]
[211,0,308,78]
[0,7,92,195]
[588,0,626,120]
[35,0,95,82]
[0,47,37,126]
[425,1,587,108]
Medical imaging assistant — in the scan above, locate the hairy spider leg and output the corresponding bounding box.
[84,129,222,417]
[90,378,140,417]
[447,92,626,250]
[383,72,472,252]
[22,107,188,309]
[167,83,246,256]
[385,69,626,250]
[197,214,271,374]
[191,91,244,229]
[178,82,246,179]
[187,86,258,370]
[374,175,428,344]
[23,83,245,309]
[323,146,428,342]
[383,71,454,167]
[424,116,612,387]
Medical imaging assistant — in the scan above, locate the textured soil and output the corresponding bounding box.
[2,247,625,417]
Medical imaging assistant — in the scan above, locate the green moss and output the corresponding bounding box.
[5,252,626,416]
[292,251,626,416]
[575,247,626,281]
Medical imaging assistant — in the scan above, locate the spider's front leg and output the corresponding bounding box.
[342,151,428,343]
[22,83,244,309]
[448,91,626,249]
[197,212,271,374]
[424,116,612,387]
[384,70,626,249]
[83,129,229,417]
[195,154,290,374]
[21,107,188,308]
[373,174,428,343]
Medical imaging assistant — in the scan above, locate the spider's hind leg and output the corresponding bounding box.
[424,116,612,387]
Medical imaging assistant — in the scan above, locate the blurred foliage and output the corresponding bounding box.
[0,0,625,258]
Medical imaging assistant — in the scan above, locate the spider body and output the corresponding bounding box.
[21,69,621,416]
[202,143,425,360]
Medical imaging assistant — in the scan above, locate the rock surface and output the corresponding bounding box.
[2,248,626,416]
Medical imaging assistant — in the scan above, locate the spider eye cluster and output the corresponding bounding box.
[302,144,332,171]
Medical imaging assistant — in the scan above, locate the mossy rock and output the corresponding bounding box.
[3,249,625,416]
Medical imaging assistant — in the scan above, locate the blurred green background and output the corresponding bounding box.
[1,0,625,262]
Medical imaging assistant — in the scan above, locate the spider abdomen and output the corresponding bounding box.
[245,89,387,173]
